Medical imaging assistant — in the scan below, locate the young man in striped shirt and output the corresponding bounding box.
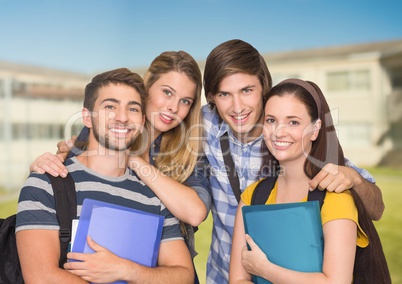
[16,68,194,284]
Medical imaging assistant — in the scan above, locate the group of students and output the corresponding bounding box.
[17,39,390,283]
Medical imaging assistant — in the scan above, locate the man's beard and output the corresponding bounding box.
[92,120,138,152]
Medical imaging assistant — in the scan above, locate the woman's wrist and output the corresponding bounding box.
[128,155,144,168]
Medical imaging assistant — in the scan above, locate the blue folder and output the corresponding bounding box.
[72,198,164,284]
[242,201,323,284]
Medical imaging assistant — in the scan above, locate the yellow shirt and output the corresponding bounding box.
[241,179,369,248]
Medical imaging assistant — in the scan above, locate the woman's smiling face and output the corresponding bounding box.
[263,94,320,166]
[145,71,196,138]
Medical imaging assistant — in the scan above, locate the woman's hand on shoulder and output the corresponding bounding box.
[30,136,76,177]
[30,152,68,177]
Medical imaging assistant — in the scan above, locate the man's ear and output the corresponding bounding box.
[82,108,92,128]
[310,119,322,141]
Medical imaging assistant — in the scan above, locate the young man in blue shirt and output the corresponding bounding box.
[202,39,384,283]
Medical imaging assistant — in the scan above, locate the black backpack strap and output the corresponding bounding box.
[307,188,326,209]
[45,173,77,267]
[251,177,326,208]
[251,176,278,205]
[220,133,242,203]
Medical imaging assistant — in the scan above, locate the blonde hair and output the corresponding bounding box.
[142,51,203,183]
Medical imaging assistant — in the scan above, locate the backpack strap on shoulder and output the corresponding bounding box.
[45,173,76,267]
[307,188,326,209]
[251,176,278,205]
[220,133,242,203]
[251,177,326,208]
[218,115,243,203]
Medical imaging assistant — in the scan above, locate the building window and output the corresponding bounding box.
[12,80,27,93]
[11,123,75,140]
[337,123,371,147]
[327,70,370,91]
[12,123,25,139]
[390,68,402,88]
[60,123,84,140]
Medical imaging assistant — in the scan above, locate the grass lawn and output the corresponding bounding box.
[1,167,401,284]
[369,169,402,284]
[0,193,19,218]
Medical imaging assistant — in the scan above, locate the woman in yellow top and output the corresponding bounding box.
[229,79,390,284]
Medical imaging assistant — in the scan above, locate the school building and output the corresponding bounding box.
[1,39,402,191]
[260,39,402,169]
[0,62,90,190]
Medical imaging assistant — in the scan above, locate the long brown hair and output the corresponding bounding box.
[261,79,391,283]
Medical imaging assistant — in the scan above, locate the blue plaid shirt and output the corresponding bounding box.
[202,105,265,283]
[201,104,375,284]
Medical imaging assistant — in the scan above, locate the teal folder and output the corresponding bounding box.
[72,198,164,284]
[242,201,323,284]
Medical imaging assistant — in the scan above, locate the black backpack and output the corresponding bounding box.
[251,176,326,207]
[0,173,76,284]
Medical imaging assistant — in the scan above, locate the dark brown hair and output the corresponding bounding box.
[261,79,391,283]
[203,39,272,109]
[84,67,147,113]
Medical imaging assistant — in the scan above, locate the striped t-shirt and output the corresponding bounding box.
[16,157,182,242]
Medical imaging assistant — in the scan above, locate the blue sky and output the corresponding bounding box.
[1,0,402,74]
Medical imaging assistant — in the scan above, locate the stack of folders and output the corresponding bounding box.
[242,201,324,284]
[71,198,165,284]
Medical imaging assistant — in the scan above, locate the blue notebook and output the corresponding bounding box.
[242,201,323,284]
[72,198,164,284]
